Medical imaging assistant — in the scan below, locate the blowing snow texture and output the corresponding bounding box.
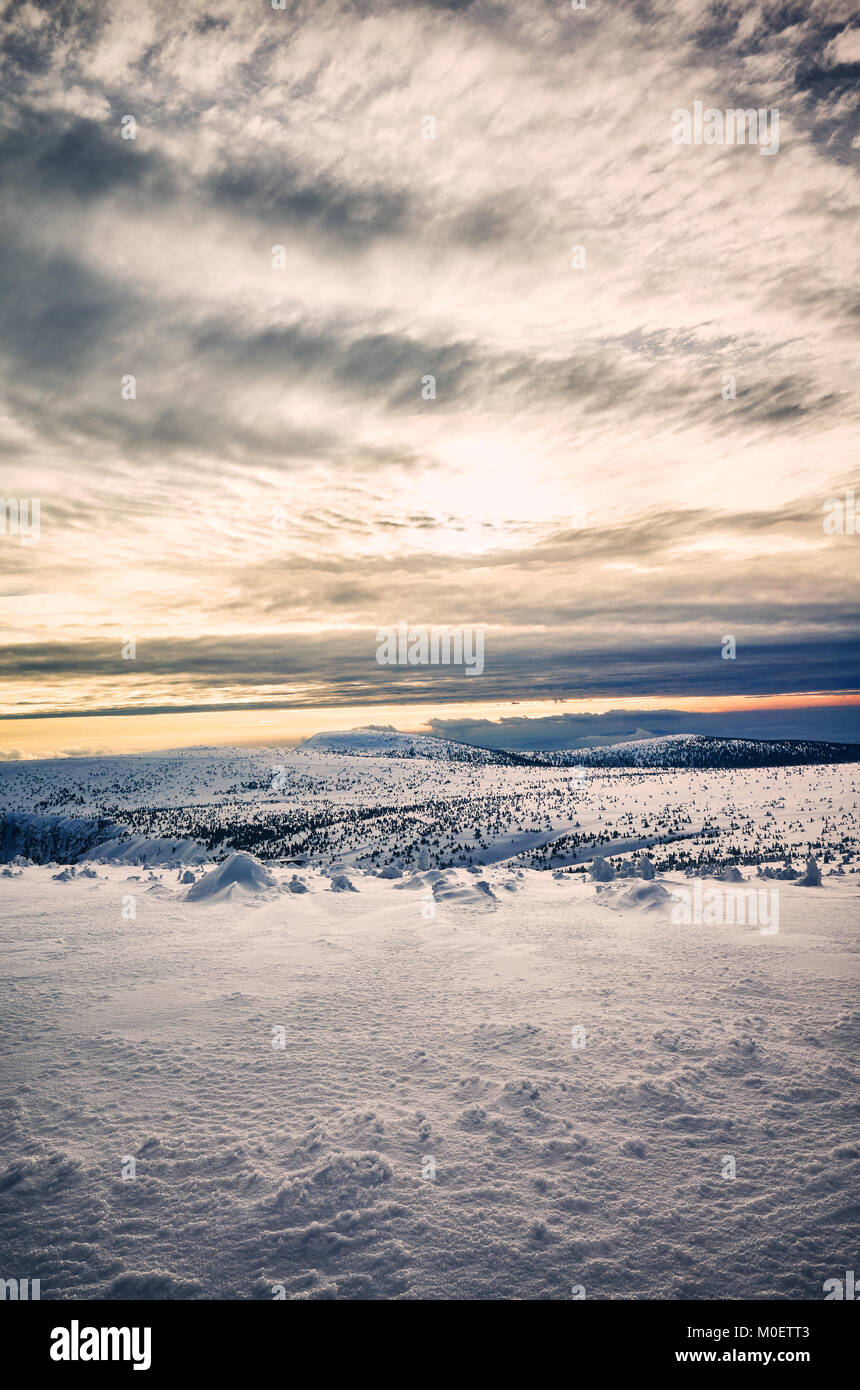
[1,855,858,1300]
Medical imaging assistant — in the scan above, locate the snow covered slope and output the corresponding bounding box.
[302,728,860,768]
[298,727,528,764]
[1,858,857,1299]
[528,733,860,768]
[1,745,859,877]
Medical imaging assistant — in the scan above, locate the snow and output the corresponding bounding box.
[185,852,278,903]
[596,880,673,912]
[297,727,518,764]
[590,856,616,882]
[328,873,358,893]
[797,857,823,888]
[1,747,859,1300]
[526,733,860,769]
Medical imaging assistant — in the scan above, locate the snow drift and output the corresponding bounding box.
[185,852,277,902]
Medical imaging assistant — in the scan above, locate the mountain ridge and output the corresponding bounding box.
[299,728,860,768]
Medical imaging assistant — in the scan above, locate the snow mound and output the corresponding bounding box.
[432,877,496,908]
[309,1151,392,1190]
[185,852,277,902]
[395,869,449,892]
[596,881,671,913]
[620,881,671,911]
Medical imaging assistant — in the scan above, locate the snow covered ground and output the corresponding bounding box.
[1,858,858,1299]
[1,741,858,1299]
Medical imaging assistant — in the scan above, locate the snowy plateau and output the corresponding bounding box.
[1,729,858,1300]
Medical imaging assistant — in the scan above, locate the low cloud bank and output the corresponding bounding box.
[428,706,860,751]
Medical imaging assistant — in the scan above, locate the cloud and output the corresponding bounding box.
[0,627,857,718]
[428,703,860,749]
[0,0,857,725]
[203,156,410,248]
[0,111,175,201]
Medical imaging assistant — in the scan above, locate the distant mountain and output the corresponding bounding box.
[297,727,533,765]
[521,734,860,769]
[298,728,860,768]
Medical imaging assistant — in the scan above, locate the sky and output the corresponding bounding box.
[0,0,858,757]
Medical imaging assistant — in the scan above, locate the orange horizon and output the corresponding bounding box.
[2,691,859,760]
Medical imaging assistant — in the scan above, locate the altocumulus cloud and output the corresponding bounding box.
[0,0,857,719]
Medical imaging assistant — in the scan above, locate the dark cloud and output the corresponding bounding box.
[194,16,231,34]
[204,157,410,247]
[1,631,857,717]
[0,111,175,201]
[1,1,102,81]
[0,242,137,376]
[429,703,860,749]
[179,313,843,431]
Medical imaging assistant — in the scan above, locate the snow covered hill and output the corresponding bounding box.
[301,728,860,768]
[298,727,529,764]
[525,734,860,769]
[1,741,858,881]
